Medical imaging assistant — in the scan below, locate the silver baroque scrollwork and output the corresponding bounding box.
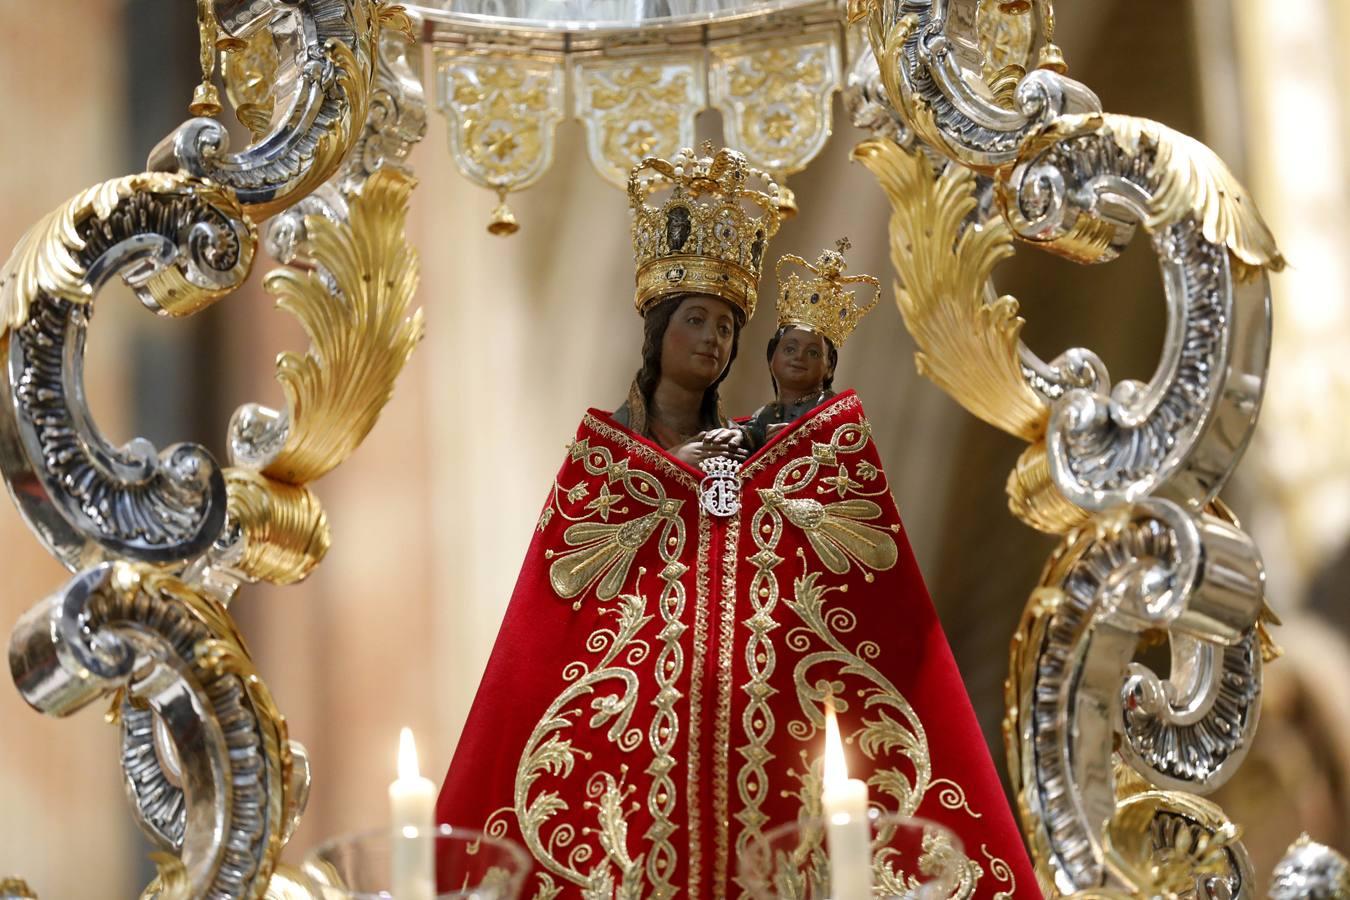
[1001,116,1276,517]
[1008,499,1264,894]
[150,0,380,219]
[7,563,295,896]
[0,176,254,570]
[872,0,1099,169]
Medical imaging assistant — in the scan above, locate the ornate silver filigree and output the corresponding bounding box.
[0,180,253,570]
[844,39,912,147]
[8,563,297,897]
[150,0,378,217]
[1010,499,1264,894]
[873,0,1099,168]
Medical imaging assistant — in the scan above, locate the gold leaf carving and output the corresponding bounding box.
[261,168,425,485]
[853,138,1049,441]
[224,468,331,585]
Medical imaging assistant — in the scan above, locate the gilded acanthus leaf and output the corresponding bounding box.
[261,168,425,484]
[1029,113,1286,278]
[853,139,1049,440]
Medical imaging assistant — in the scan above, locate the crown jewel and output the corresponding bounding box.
[774,238,881,347]
[630,144,785,319]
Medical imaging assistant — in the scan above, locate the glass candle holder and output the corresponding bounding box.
[303,824,532,899]
[739,812,972,899]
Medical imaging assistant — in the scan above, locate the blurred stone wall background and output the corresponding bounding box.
[2,1,1349,894]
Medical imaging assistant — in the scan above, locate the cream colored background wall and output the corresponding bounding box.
[2,2,1349,895]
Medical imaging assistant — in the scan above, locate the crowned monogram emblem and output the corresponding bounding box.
[699,455,743,517]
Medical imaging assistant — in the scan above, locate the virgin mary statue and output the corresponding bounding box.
[436,147,1039,899]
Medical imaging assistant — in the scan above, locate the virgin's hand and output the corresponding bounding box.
[704,428,750,461]
[673,434,749,467]
[765,422,789,440]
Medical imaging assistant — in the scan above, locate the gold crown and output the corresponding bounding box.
[774,238,881,347]
[630,142,785,319]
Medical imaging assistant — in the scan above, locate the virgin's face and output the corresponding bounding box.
[660,294,738,391]
[771,327,830,395]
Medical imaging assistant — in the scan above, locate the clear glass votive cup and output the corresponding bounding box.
[739,811,971,899]
[303,824,532,899]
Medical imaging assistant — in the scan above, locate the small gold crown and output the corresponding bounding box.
[774,238,881,347]
[630,142,785,319]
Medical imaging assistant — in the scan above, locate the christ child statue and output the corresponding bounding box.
[742,237,880,449]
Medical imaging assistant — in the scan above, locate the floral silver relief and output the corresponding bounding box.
[150,0,379,218]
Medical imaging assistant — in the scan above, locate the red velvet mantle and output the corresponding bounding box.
[437,392,1039,898]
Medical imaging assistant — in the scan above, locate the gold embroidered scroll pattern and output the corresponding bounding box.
[773,421,984,896]
[546,439,685,607]
[757,422,899,580]
[543,434,690,894]
[483,586,651,900]
[875,824,982,899]
[734,419,904,884]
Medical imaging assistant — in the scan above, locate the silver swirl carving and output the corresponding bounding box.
[7,563,289,897]
[1010,499,1264,894]
[1119,628,1262,795]
[844,40,912,147]
[875,0,1099,168]
[0,185,253,570]
[1024,210,1270,513]
[339,20,427,194]
[149,0,375,217]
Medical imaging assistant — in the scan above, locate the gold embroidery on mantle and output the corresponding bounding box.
[546,438,685,604]
[585,413,702,491]
[687,512,712,899]
[980,844,1016,899]
[755,422,899,578]
[483,589,651,898]
[497,427,694,898]
[713,516,740,893]
[740,393,863,480]
[736,416,988,896]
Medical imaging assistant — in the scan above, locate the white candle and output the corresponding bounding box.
[822,699,872,900]
[389,727,436,900]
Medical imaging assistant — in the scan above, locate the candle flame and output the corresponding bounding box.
[398,726,421,780]
[823,695,848,789]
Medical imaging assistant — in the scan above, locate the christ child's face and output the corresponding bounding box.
[771,327,830,396]
[660,294,738,391]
